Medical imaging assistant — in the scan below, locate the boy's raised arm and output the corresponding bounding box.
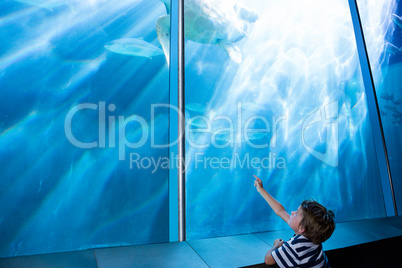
[253,175,290,223]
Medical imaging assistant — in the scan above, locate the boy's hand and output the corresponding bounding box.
[253,175,264,192]
[273,238,284,249]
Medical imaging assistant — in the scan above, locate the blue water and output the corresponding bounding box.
[0,0,400,258]
[184,0,399,240]
[0,0,170,257]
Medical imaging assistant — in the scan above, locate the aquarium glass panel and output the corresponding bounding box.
[356,0,402,213]
[0,0,170,257]
[185,0,387,240]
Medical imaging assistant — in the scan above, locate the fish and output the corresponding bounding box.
[380,93,394,101]
[391,99,401,105]
[380,111,387,116]
[104,38,164,58]
[393,110,402,117]
[384,105,396,111]
[14,0,69,11]
[392,14,402,28]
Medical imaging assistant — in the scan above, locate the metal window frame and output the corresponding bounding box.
[169,0,186,242]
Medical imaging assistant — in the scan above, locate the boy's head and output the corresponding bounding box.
[292,200,335,244]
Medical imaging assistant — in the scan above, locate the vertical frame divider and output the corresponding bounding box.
[169,0,186,243]
[177,0,186,242]
[348,0,397,216]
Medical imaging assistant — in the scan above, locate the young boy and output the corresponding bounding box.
[254,175,335,268]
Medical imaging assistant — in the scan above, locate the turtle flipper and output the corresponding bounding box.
[218,41,242,63]
[234,4,259,23]
[159,0,171,14]
[164,2,170,14]
[156,15,171,64]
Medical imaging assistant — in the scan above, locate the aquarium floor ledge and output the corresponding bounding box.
[1,216,401,268]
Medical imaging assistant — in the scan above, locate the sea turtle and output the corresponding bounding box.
[156,0,258,64]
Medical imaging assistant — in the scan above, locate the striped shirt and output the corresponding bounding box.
[271,234,330,268]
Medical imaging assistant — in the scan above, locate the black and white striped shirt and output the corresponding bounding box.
[271,234,330,268]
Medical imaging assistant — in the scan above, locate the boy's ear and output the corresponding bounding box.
[298,226,305,234]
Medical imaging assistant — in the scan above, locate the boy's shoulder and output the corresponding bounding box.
[287,234,322,253]
[272,235,328,267]
[289,234,315,246]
